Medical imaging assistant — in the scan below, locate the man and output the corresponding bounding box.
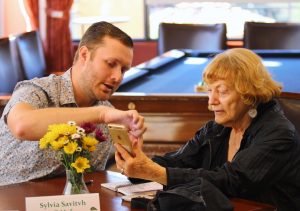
[0,22,146,186]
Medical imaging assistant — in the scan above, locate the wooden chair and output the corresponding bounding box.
[244,22,300,49]
[158,23,227,55]
[0,37,25,94]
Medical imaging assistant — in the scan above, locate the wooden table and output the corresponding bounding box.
[0,171,275,211]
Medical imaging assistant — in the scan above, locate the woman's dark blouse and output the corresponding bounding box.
[152,99,300,211]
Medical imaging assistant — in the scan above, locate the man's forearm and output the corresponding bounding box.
[7,104,108,140]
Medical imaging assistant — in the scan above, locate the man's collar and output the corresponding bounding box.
[59,69,77,106]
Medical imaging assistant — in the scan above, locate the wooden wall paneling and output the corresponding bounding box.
[110,94,214,156]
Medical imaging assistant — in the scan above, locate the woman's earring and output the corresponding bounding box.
[248,108,257,118]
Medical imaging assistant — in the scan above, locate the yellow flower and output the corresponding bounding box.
[39,131,59,148]
[49,140,64,150]
[82,136,99,152]
[48,124,77,136]
[71,156,90,173]
[49,136,68,150]
[39,124,76,150]
[39,137,50,149]
[64,141,78,154]
[39,121,105,176]
[88,145,96,152]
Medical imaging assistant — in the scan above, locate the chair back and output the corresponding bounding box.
[16,31,47,79]
[158,23,227,55]
[0,37,25,93]
[279,93,300,136]
[244,22,300,49]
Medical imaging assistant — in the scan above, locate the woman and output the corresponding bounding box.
[115,48,300,210]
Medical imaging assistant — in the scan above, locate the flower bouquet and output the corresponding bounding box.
[39,121,106,194]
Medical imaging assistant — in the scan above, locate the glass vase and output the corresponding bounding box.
[63,169,89,195]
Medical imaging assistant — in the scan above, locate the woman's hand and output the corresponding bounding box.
[114,137,167,185]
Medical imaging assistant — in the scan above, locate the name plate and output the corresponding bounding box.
[26,193,100,211]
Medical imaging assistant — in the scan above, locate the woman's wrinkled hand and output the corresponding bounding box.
[114,137,167,185]
[114,137,150,178]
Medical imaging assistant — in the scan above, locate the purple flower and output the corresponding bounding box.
[95,128,106,142]
[80,122,96,134]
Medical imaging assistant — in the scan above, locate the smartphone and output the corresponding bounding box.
[108,124,132,154]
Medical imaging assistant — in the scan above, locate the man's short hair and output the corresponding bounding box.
[73,21,133,63]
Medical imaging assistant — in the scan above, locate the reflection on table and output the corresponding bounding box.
[0,171,275,211]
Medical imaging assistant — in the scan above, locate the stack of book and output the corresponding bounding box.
[101,179,163,201]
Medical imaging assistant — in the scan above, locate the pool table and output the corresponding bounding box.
[118,49,300,94]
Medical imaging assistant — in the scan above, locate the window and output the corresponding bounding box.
[70,1,300,40]
[147,2,300,39]
[70,0,145,40]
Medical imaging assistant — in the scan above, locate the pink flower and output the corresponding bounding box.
[95,128,106,142]
[80,122,96,134]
